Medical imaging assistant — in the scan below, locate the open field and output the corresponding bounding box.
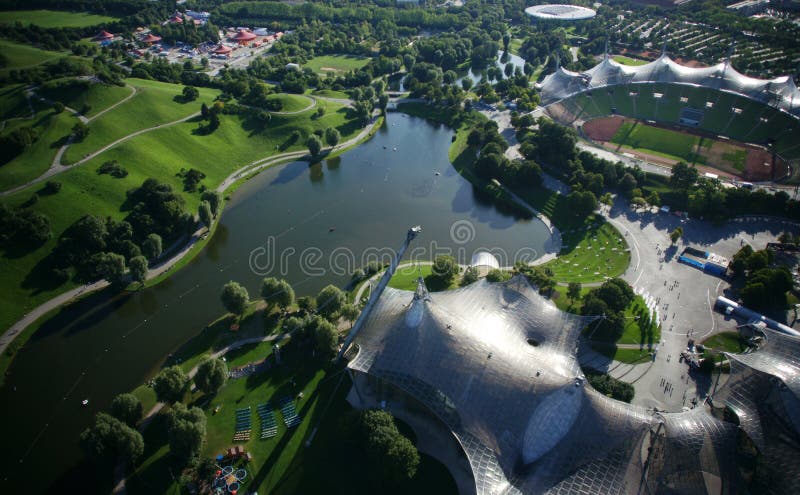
[613,55,648,66]
[303,54,370,75]
[0,39,63,74]
[388,263,460,292]
[618,296,660,346]
[589,342,653,365]
[0,83,362,333]
[0,9,118,28]
[611,120,702,163]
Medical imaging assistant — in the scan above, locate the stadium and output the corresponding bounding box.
[343,275,800,494]
[524,4,597,22]
[540,53,800,181]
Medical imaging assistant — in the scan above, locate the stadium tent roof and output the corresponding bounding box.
[348,276,743,494]
[525,4,596,21]
[539,53,800,118]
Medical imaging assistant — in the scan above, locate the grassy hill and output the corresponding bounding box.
[0,9,118,28]
[0,81,362,332]
[37,79,134,118]
[0,39,64,75]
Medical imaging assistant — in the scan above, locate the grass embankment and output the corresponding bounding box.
[0,9,118,27]
[611,121,703,164]
[0,81,362,335]
[701,331,747,353]
[309,88,350,99]
[126,306,455,495]
[544,221,630,283]
[303,54,370,75]
[63,78,219,164]
[0,39,64,75]
[37,79,133,118]
[612,55,648,66]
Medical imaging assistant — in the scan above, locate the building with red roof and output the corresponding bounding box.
[212,44,232,57]
[93,30,114,41]
[230,30,257,45]
[141,33,162,45]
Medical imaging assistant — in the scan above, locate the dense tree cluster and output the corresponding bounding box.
[194,357,228,396]
[730,245,793,310]
[581,278,636,341]
[515,262,556,294]
[0,203,51,251]
[153,365,189,404]
[80,412,144,466]
[346,409,420,484]
[166,403,207,465]
[0,125,39,164]
[583,368,634,403]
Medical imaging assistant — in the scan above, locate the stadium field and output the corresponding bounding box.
[611,120,702,163]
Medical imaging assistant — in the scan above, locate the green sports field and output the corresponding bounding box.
[611,121,702,163]
[303,54,370,75]
[0,9,118,28]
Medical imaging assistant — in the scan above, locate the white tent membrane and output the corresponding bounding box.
[347,276,756,494]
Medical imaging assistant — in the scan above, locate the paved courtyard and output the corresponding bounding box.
[579,200,798,412]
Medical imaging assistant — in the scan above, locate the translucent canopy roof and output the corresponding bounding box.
[539,54,800,118]
[348,276,745,493]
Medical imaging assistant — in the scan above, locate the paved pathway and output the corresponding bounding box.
[0,114,381,358]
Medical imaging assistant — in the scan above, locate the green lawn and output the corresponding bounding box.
[551,284,591,313]
[303,54,370,75]
[388,264,460,292]
[613,55,648,66]
[509,38,523,56]
[0,39,63,74]
[37,78,133,118]
[126,307,456,495]
[618,296,660,346]
[590,342,653,365]
[62,78,220,164]
[267,93,314,113]
[702,331,746,353]
[0,9,118,28]
[542,221,630,283]
[611,121,702,164]
[0,84,32,121]
[0,82,363,334]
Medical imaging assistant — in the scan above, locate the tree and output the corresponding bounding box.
[432,255,459,283]
[129,255,148,285]
[220,281,249,318]
[200,102,210,119]
[80,412,144,465]
[194,357,228,396]
[566,191,597,218]
[198,200,213,227]
[354,410,420,483]
[567,282,582,305]
[89,252,126,283]
[153,365,189,404]
[43,180,61,194]
[142,233,162,261]
[312,316,338,358]
[461,266,479,286]
[486,269,510,282]
[316,284,346,320]
[110,393,143,427]
[182,86,199,102]
[324,127,341,147]
[72,122,90,141]
[307,135,323,156]
[201,191,222,216]
[669,226,683,244]
[670,162,699,191]
[340,303,361,327]
[167,403,207,465]
[261,277,294,312]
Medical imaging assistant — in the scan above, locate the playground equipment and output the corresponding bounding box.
[212,465,248,494]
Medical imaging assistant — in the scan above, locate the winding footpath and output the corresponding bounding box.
[0,115,382,359]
